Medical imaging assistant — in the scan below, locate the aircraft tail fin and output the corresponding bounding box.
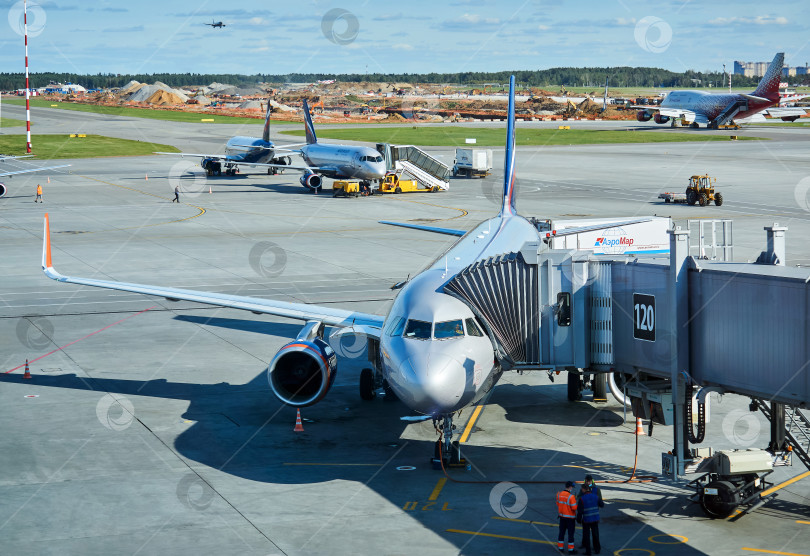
[752,52,784,101]
[499,75,517,217]
[302,99,317,144]
[262,100,273,142]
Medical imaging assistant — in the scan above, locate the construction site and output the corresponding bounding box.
[37,79,635,123]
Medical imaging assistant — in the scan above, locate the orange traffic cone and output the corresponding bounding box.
[23,359,32,379]
[145,173,148,181]
[635,417,645,436]
[208,185,212,194]
[294,408,304,432]
[47,176,50,183]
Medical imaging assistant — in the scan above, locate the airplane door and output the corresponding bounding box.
[353,152,361,168]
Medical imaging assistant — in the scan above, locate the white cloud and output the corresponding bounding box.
[709,15,788,25]
[615,17,637,26]
[392,43,414,51]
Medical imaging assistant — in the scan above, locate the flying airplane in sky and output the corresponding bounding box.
[0,155,70,198]
[204,20,226,28]
[40,76,645,462]
[635,53,806,127]
[155,103,298,177]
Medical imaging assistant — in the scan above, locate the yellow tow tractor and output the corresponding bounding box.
[658,174,724,206]
[378,172,441,194]
[332,180,372,198]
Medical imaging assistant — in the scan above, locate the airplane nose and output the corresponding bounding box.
[400,351,467,415]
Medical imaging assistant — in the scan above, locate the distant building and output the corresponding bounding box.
[735,59,808,78]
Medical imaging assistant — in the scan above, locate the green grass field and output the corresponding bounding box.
[0,116,25,127]
[2,97,272,125]
[747,120,810,127]
[0,134,180,159]
[280,126,764,146]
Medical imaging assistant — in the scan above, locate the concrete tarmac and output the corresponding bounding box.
[1,108,809,555]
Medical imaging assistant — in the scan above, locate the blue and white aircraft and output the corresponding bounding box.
[41,76,641,460]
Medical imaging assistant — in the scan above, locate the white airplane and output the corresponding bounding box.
[155,102,299,177]
[635,53,807,127]
[40,76,644,461]
[0,155,70,198]
[156,99,386,193]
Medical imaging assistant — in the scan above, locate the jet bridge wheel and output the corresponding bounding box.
[592,373,607,401]
[567,369,582,401]
[360,368,376,400]
[700,479,742,519]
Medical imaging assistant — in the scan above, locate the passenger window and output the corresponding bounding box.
[465,318,484,337]
[435,320,465,339]
[404,319,432,340]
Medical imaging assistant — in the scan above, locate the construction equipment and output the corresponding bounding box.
[378,172,440,194]
[658,175,724,206]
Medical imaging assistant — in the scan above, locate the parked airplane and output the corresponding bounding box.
[205,20,226,28]
[635,53,806,127]
[155,103,297,177]
[0,155,70,198]
[40,77,644,461]
[263,99,387,193]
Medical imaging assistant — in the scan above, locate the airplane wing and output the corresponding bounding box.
[379,221,466,237]
[153,151,321,171]
[41,214,385,331]
[0,155,34,162]
[1,164,71,178]
[762,107,808,119]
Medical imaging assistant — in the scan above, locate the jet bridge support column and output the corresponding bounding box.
[764,224,787,266]
[669,227,691,476]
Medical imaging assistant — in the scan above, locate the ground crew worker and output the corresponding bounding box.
[172,184,180,203]
[557,480,578,554]
[577,474,602,549]
[576,484,604,555]
[35,184,43,203]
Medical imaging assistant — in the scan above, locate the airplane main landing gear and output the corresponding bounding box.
[432,414,466,470]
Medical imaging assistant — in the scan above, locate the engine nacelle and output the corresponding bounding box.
[781,116,800,122]
[0,183,6,198]
[653,113,670,125]
[636,110,653,122]
[267,338,337,406]
[300,171,322,190]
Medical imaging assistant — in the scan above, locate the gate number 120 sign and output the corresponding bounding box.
[633,293,655,341]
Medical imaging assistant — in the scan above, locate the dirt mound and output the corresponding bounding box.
[577,98,602,115]
[146,89,185,105]
[381,113,407,122]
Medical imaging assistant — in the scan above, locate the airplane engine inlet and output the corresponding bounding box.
[267,338,337,406]
[636,110,653,122]
[653,113,670,124]
[300,172,322,190]
[0,183,6,198]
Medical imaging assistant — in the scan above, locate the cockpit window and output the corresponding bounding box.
[373,155,383,162]
[386,316,405,337]
[403,319,432,340]
[434,319,465,339]
[465,318,484,337]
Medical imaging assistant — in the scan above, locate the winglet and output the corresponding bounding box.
[42,214,63,280]
[302,99,317,145]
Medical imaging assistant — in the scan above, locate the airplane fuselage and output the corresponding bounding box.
[660,90,777,121]
[380,214,540,416]
[301,144,386,181]
[224,136,277,165]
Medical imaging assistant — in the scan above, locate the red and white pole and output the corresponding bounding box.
[24,0,32,153]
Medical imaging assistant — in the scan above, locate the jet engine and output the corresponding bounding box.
[636,110,653,122]
[653,113,670,125]
[300,171,322,190]
[781,116,800,122]
[267,337,337,406]
[0,183,6,198]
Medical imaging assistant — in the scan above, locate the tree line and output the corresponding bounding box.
[1,67,804,92]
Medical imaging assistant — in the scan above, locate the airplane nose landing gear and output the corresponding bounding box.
[432,414,467,470]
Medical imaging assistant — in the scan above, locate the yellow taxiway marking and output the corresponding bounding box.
[459,405,484,443]
[282,463,381,466]
[742,549,810,556]
[758,470,810,497]
[648,534,688,544]
[796,520,810,525]
[446,529,553,545]
[428,478,447,501]
[492,516,581,529]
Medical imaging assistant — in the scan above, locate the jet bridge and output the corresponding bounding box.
[443,222,810,489]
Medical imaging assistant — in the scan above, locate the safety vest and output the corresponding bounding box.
[580,492,601,523]
[37,185,42,194]
[557,490,577,518]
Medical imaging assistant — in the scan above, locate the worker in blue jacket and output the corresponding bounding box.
[576,484,604,555]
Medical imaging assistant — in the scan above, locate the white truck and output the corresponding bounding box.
[453,148,493,178]
[536,216,672,256]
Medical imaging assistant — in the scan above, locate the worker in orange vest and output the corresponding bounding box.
[557,480,578,553]
[35,184,43,203]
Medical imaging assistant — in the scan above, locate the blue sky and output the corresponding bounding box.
[1,0,808,76]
